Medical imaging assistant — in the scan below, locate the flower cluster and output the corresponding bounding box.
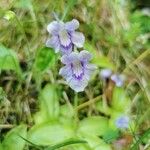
[46,19,96,92]
[46,19,85,54]
[115,115,129,129]
[100,68,125,87]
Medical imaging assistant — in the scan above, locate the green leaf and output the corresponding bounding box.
[14,0,32,10]
[28,122,75,146]
[103,129,119,143]
[18,135,41,149]
[79,135,111,150]
[84,42,114,70]
[60,104,74,118]
[33,47,57,88]
[0,44,22,75]
[96,101,112,115]
[112,87,131,111]
[33,47,56,73]
[2,125,27,150]
[0,143,3,150]
[34,84,60,124]
[45,139,87,150]
[93,56,114,70]
[78,116,108,136]
[70,144,91,150]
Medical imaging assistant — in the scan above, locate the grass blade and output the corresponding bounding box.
[44,139,87,150]
[131,128,150,150]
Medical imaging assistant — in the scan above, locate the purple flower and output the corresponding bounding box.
[111,74,125,87]
[100,68,112,79]
[59,50,97,92]
[46,19,85,54]
[115,116,129,129]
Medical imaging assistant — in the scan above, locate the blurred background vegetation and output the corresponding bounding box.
[0,0,150,150]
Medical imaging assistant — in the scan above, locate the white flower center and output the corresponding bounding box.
[72,61,84,79]
[59,29,71,47]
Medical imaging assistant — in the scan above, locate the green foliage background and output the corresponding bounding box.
[0,0,150,150]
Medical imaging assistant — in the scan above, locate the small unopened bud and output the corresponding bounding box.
[4,10,15,21]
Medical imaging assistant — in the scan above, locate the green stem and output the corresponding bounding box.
[74,92,79,123]
[74,92,78,108]
[75,95,102,111]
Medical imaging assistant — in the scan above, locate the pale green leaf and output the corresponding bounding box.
[78,116,108,136]
[112,87,131,111]
[28,122,75,146]
[70,144,91,150]
[93,56,114,70]
[78,135,111,150]
[60,104,74,118]
[2,125,27,150]
[84,42,114,69]
[44,139,87,150]
[0,44,22,75]
[96,100,112,115]
[34,84,60,124]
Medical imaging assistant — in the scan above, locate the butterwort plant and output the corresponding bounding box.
[46,18,96,92]
[46,19,85,54]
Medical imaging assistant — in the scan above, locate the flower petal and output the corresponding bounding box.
[72,32,85,48]
[86,64,97,71]
[61,52,78,64]
[84,64,97,80]
[79,50,93,62]
[111,74,125,87]
[72,61,84,79]
[59,35,71,47]
[68,77,88,92]
[60,44,73,54]
[59,65,72,79]
[59,29,71,47]
[115,116,129,129]
[47,21,63,35]
[83,70,91,81]
[46,36,60,53]
[59,51,95,92]
[65,19,79,31]
[100,69,112,79]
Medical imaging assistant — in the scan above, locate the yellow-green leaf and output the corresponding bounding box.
[28,122,75,146]
[0,44,22,75]
[78,116,108,136]
[34,84,60,124]
[2,125,27,150]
